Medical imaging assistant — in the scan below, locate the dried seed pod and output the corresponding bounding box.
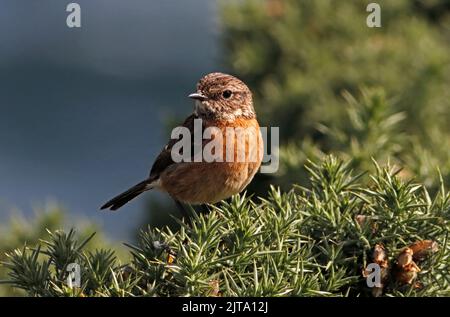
[373,244,388,268]
[362,244,388,278]
[355,215,378,233]
[394,246,422,285]
[355,215,368,227]
[409,240,438,261]
[394,262,421,285]
[394,269,416,285]
[209,279,221,297]
[397,247,414,268]
[363,244,390,297]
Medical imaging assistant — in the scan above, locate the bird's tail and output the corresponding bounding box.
[100,180,152,211]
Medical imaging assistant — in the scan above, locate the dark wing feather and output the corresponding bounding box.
[149,113,202,181]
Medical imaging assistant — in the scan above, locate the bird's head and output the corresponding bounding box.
[189,72,255,120]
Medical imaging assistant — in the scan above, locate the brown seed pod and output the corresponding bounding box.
[394,269,417,285]
[397,247,414,268]
[394,262,421,285]
[355,215,378,233]
[355,215,368,227]
[209,279,221,297]
[409,240,438,262]
[362,244,388,277]
[363,244,390,297]
[373,244,389,268]
[394,246,422,285]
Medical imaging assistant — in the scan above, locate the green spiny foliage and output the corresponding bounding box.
[0,207,121,296]
[2,156,448,296]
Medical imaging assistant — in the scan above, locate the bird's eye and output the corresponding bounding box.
[222,90,232,99]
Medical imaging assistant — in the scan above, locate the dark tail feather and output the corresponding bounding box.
[100,180,152,211]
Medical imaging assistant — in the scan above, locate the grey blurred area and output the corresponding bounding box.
[0,0,219,240]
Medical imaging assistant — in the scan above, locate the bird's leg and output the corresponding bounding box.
[173,198,191,224]
[199,204,211,215]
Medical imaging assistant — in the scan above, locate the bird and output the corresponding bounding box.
[100,72,263,216]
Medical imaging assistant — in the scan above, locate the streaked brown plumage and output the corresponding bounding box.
[101,72,263,212]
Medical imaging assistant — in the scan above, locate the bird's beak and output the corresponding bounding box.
[188,92,208,101]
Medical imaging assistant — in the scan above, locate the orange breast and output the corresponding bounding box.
[160,118,263,204]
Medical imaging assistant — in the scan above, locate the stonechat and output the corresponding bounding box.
[101,72,263,214]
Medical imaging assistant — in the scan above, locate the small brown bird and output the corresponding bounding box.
[101,72,263,214]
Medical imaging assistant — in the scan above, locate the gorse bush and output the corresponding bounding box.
[0,207,117,296]
[2,157,449,296]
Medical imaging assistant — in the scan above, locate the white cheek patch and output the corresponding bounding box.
[195,100,219,116]
[232,108,243,117]
[194,100,206,115]
[220,108,243,121]
[193,99,254,120]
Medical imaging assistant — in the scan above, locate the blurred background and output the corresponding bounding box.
[0,0,220,241]
[1,0,449,295]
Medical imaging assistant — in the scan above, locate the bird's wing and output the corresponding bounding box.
[149,113,202,181]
